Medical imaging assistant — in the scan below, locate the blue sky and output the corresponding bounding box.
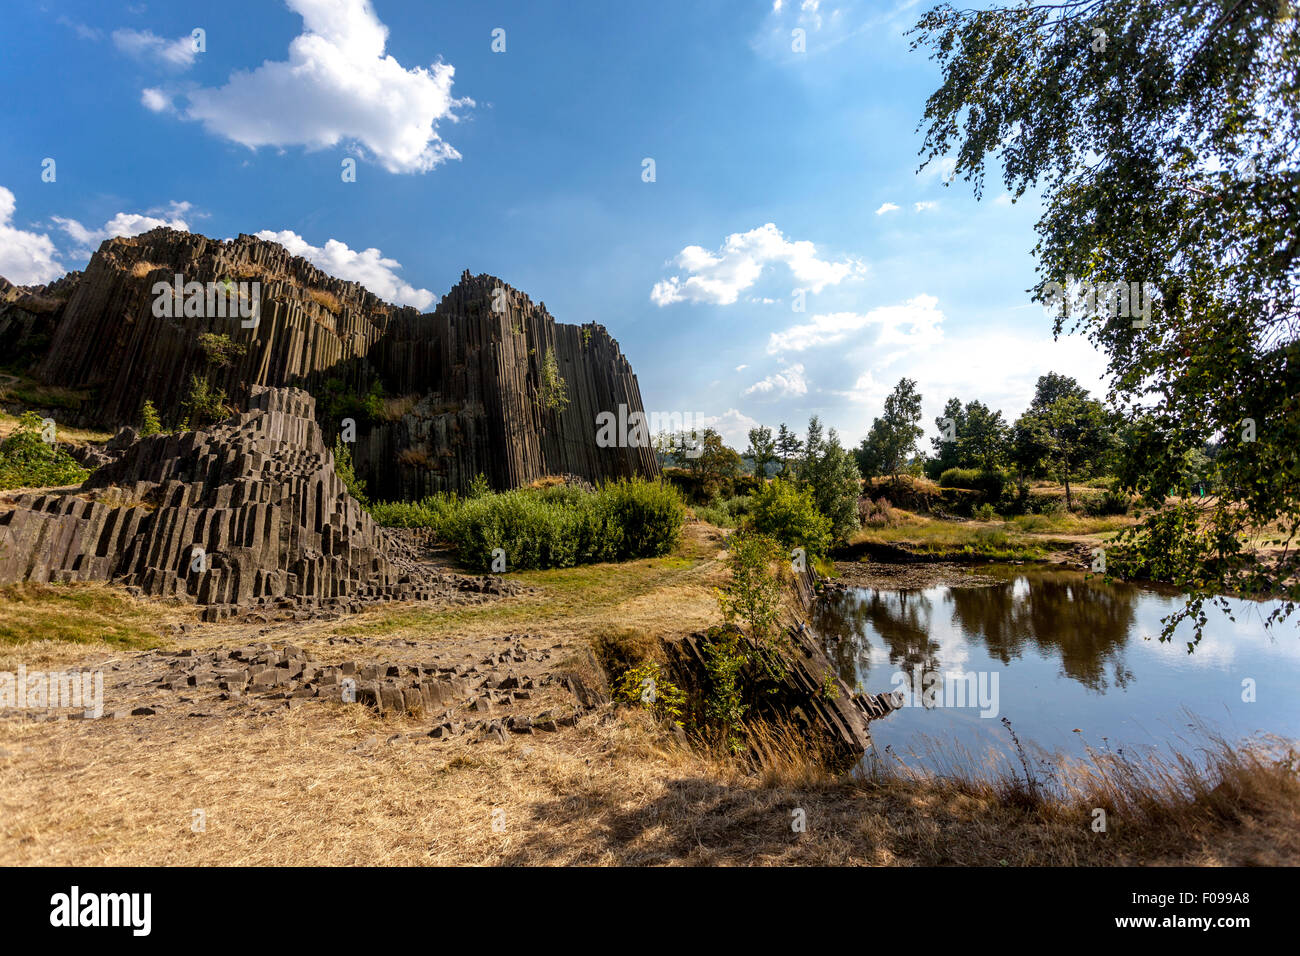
[0,0,1109,448]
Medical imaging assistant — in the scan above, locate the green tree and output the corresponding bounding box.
[775,423,804,476]
[856,377,924,479]
[910,0,1300,638]
[1010,379,1113,511]
[745,425,777,478]
[800,427,862,545]
[746,477,832,557]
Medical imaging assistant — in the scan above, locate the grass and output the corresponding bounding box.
[307,288,342,314]
[0,410,112,446]
[0,583,169,652]
[847,507,1137,560]
[338,523,725,643]
[0,380,95,413]
[1,698,1294,865]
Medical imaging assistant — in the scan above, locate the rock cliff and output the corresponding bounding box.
[4,228,657,498]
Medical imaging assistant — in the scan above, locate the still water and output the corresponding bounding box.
[812,566,1300,769]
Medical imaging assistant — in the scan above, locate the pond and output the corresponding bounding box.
[812,565,1300,772]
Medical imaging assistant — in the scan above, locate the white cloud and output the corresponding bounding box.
[830,319,1111,444]
[255,229,435,309]
[697,408,762,449]
[913,200,938,212]
[167,0,472,174]
[141,88,173,113]
[766,294,944,354]
[743,363,808,398]
[994,193,1013,206]
[112,28,197,69]
[52,202,191,250]
[0,187,63,286]
[874,202,899,215]
[651,222,864,306]
[734,364,749,372]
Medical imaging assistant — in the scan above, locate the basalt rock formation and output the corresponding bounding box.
[4,227,657,498]
[0,386,510,621]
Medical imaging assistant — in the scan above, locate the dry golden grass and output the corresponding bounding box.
[307,288,342,314]
[2,701,1294,866]
[130,261,163,278]
[381,394,418,421]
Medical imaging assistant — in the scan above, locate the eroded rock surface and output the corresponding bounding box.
[0,386,517,618]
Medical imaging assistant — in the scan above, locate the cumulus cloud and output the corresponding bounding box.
[913,200,938,212]
[255,229,435,309]
[697,408,762,449]
[743,363,808,398]
[874,202,899,215]
[164,0,472,174]
[651,223,864,307]
[52,201,191,251]
[766,295,944,354]
[112,28,197,69]
[0,187,63,286]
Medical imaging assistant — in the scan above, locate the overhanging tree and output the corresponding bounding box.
[911,0,1300,642]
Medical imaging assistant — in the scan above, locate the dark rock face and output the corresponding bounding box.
[9,228,657,497]
[0,386,511,617]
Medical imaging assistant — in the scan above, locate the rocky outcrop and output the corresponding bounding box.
[0,386,510,620]
[6,228,657,497]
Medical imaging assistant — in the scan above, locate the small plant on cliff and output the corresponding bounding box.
[536,349,570,414]
[333,437,369,507]
[611,661,686,728]
[197,332,247,370]
[180,375,228,429]
[138,400,163,437]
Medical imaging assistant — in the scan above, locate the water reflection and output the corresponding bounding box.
[814,567,1138,693]
[812,564,1300,763]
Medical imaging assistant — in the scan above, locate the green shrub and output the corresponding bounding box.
[368,494,458,531]
[332,438,368,507]
[611,660,686,727]
[973,502,998,521]
[0,413,90,490]
[180,374,228,428]
[939,466,1006,501]
[372,478,684,571]
[745,478,831,557]
[138,399,162,437]
[1081,488,1130,516]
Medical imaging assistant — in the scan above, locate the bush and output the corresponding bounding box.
[859,496,899,527]
[0,413,90,490]
[694,493,752,528]
[373,478,684,571]
[1081,489,1130,516]
[611,660,686,726]
[745,478,832,557]
[139,399,162,437]
[332,438,368,506]
[368,494,459,531]
[938,466,1006,501]
[973,502,998,521]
